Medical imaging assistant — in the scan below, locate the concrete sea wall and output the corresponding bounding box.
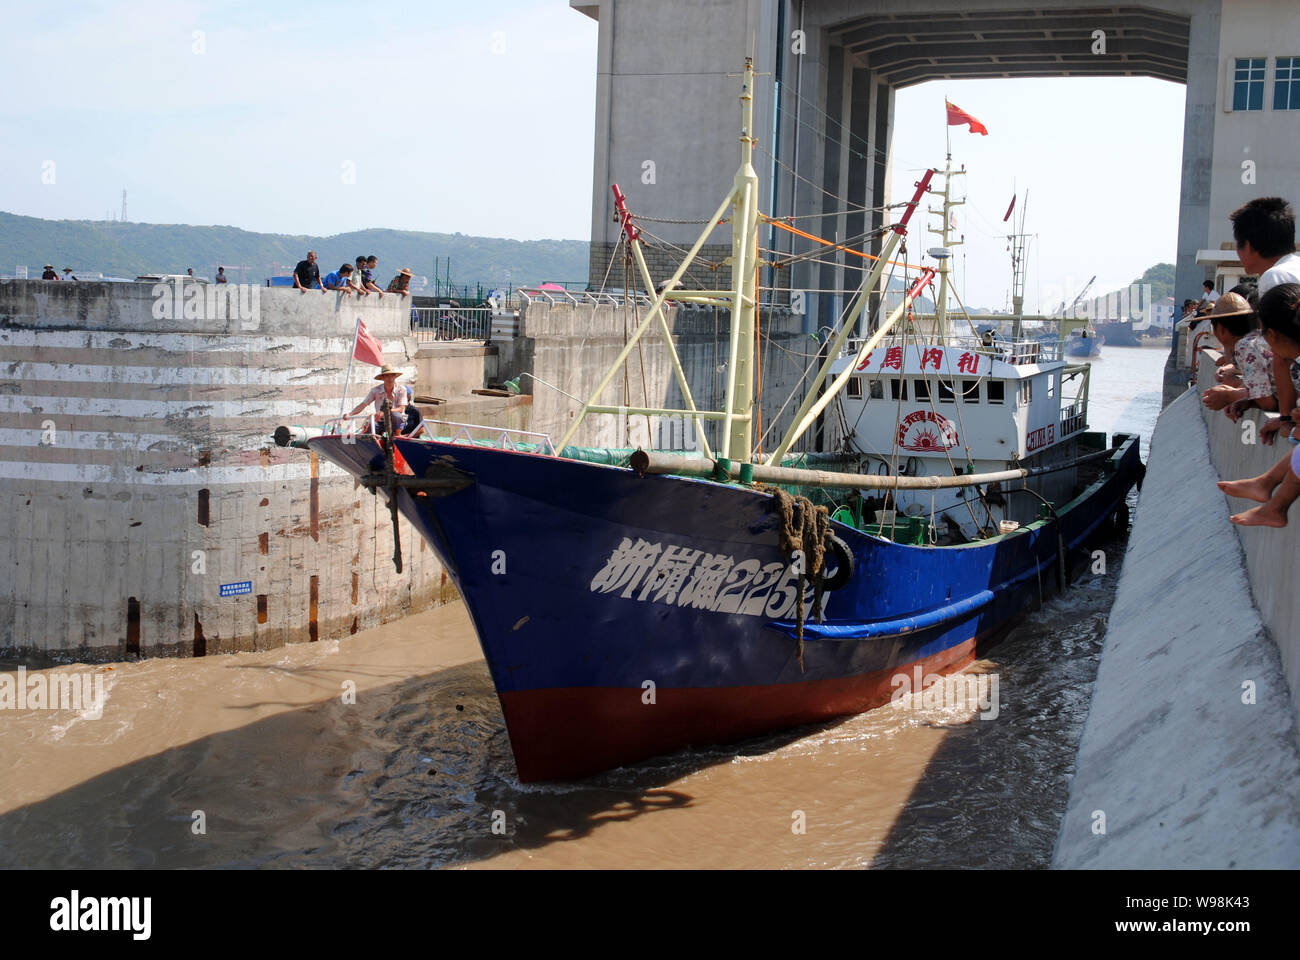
[1053,363,1300,868]
[0,280,447,660]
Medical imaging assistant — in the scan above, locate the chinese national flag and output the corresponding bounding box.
[945,100,988,136]
[353,319,383,366]
[1003,195,1016,222]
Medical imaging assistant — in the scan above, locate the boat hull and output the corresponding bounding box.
[310,433,1141,781]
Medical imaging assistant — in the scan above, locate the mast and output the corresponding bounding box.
[926,153,964,339]
[724,57,761,462]
[1006,188,1031,335]
[556,58,763,465]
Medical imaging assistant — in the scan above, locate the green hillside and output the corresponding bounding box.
[1100,262,1175,302]
[0,211,590,289]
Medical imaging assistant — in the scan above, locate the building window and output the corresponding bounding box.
[847,376,863,399]
[1233,58,1266,111]
[987,380,1005,404]
[1275,56,1300,110]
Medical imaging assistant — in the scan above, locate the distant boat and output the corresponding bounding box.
[1095,320,1140,347]
[1062,326,1103,358]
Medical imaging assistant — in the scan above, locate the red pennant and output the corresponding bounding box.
[353,320,383,366]
[1003,195,1016,222]
[392,444,414,476]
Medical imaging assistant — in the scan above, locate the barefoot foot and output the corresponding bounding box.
[1230,505,1288,528]
[1218,477,1273,503]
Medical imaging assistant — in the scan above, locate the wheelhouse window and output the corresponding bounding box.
[914,379,930,400]
[1233,58,1266,111]
[987,380,1005,404]
[961,380,979,401]
[1276,56,1300,110]
[1019,379,1033,405]
[890,378,908,401]
[869,378,884,400]
[847,376,863,399]
[937,379,955,402]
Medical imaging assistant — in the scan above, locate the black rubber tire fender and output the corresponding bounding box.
[819,534,854,592]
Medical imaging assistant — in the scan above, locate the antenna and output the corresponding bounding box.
[121,190,127,222]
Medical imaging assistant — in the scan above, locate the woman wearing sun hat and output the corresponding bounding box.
[386,268,413,296]
[1201,291,1275,419]
[343,363,420,435]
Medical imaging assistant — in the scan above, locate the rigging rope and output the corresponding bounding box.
[763,216,927,271]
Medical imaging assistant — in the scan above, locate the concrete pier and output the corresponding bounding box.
[1053,363,1300,868]
[0,280,447,660]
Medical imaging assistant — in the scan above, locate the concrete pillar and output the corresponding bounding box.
[1167,0,1223,403]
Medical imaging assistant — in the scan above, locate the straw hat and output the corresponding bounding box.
[1209,291,1254,321]
[398,268,412,277]
[374,364,402,380]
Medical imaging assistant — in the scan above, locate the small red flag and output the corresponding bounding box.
[1003,195,1016,222]
[945,100,988,136]
[353,319,383,366]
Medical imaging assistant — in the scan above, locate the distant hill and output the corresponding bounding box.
[1101,262,1176,302]
[0,211,590,290]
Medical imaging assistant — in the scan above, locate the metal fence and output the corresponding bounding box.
[411,292,667,343]
[411,306,491,342]
[516,289,655,307]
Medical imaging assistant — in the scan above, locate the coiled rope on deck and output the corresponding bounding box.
[771,488,830,672]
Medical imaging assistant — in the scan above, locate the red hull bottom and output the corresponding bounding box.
[498,640,977,782]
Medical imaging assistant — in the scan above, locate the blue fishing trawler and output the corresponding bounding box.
[307,61,1142,781]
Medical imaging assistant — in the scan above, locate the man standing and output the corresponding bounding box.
[1231,196,1300,443]
[216,267,228,284]
[293,251,322,293]
[62,267,77,281]
[41,264,58,280]
[360,255,384,297]
[351,256,370,296]
[1197,280,1219,311]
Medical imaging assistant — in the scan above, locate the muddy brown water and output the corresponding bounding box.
[0,346,1167,869]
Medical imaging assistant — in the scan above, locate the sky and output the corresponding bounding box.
[0,1,1185,311]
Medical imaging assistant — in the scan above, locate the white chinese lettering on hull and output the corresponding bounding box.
[590,537,824,620]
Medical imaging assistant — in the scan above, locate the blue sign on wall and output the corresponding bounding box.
[219,580,253,597]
